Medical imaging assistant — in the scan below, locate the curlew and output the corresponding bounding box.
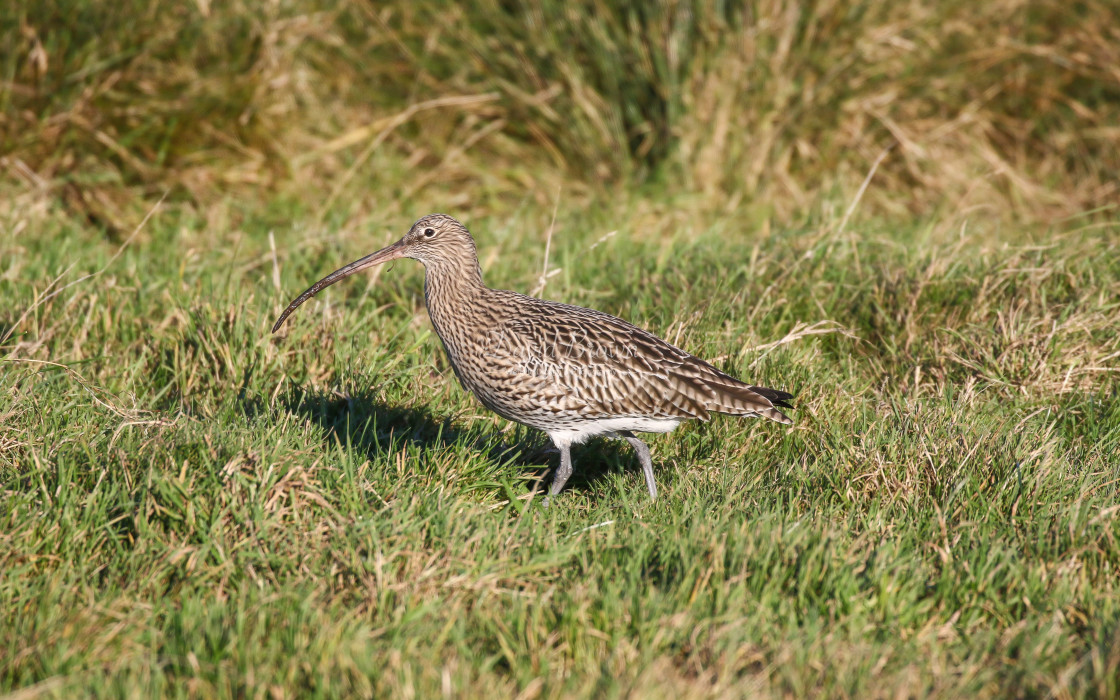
[272,214,792,502]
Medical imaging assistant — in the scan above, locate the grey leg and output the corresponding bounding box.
[621,432,657,501]
[543,442,574,507]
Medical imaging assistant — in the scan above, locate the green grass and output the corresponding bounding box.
[2,197,1119,697]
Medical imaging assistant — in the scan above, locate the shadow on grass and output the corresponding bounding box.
[277,384,650,499]
[282,385,458,452]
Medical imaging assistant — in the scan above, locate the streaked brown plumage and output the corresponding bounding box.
[273,214,793,502]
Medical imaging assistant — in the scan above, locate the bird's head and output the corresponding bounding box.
[395,213,477,266]
[271,213,478,333]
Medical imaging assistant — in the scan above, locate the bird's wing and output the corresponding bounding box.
[487,297,787,421]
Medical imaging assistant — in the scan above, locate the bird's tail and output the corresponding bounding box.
[705,380,794,424]
[748,385,795,424]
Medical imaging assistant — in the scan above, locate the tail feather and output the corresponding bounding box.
[705,380,795,424]
[759,406,793,425]
[748,385,794,409]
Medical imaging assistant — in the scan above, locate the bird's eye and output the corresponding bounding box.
[423,227,436,237]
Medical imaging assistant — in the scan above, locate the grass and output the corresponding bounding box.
[3,0,1120,696]
[5,0,1120,227]
[2,194,1119,697]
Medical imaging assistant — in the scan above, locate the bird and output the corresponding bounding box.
[272,214,793,502]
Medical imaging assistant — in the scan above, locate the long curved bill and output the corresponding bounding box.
[271,241,406,333]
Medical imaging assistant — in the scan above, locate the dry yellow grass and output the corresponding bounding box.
[3,0,1119,230]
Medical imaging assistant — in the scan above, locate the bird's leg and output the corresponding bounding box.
[542,442,574,507]
[620,431,657,501]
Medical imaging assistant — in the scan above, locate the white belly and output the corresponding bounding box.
[546,416,686,448]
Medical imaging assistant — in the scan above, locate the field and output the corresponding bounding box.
[3,1,1120,698]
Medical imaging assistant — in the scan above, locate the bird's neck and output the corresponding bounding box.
[423,255,486,329]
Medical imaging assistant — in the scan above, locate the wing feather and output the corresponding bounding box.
[485,294,790,423]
